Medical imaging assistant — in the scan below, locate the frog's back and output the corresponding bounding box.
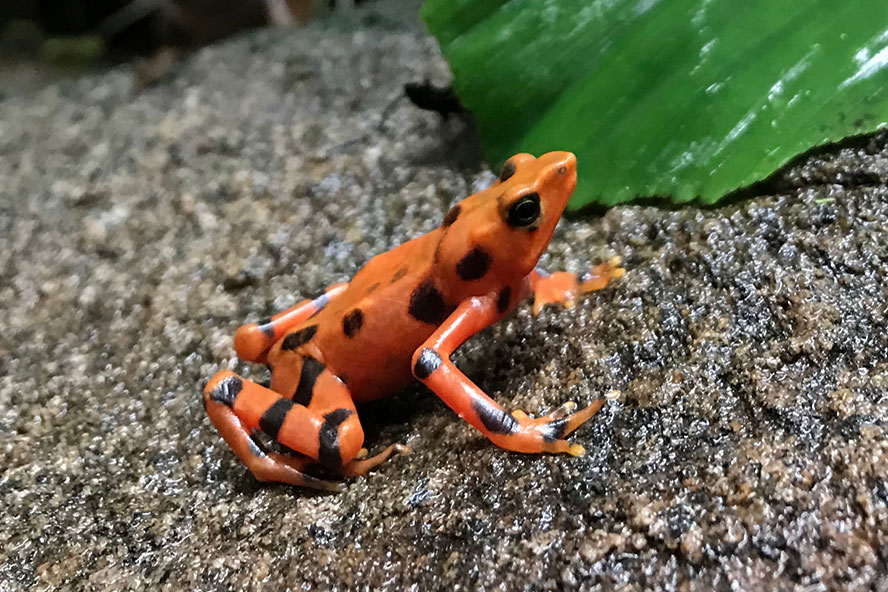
[269,231,449,401]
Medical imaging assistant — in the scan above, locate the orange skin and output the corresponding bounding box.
[203,152,624,490]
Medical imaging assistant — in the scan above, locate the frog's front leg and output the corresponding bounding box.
[203,363,406,490]
[531,257,624,315]
[233,282,347,363]
[411,294,603,455]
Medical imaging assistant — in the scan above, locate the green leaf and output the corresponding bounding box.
[421,0,888,207]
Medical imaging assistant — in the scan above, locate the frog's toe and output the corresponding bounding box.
[578,257,625,293]
[537,399,605,445]
[547,400,576,420]
[341,442,410,477]
[538,437,587,456]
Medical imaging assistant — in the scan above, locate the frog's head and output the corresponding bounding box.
[437,151,577,292]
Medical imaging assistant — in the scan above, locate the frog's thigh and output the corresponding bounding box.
[233,282,348,363]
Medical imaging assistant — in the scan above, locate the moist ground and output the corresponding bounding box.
[1,3,887,590]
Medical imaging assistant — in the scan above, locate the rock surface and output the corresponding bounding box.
[1,3,887,590]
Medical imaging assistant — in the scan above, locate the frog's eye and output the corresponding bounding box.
[507,193,541,229]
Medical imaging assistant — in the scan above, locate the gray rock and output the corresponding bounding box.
[1,3,887,590]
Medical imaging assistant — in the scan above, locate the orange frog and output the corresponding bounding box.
[203,151,624,490]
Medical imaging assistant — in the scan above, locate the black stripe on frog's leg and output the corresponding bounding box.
[318,408,353,468]
[413,348,442,380]
[471,396,519,435]
[308,292,330,318]
[280,325,318,351]
[292,357,326,406]
[246,435,267,457]
[258,318,276,338]
[541,417,570,442]
[209,376,243,407]
[259,399,295,440]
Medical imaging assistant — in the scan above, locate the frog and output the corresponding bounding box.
[203,151,624,490]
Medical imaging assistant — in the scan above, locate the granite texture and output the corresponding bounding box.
[1,3,887,590]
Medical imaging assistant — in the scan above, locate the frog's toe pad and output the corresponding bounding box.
[568,444,586,457]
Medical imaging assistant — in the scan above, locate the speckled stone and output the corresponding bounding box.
[1,3,887,591]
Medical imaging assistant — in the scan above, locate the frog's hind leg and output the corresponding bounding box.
[203,364,407,488]
[233,282,347,364]
[203,370,342,490]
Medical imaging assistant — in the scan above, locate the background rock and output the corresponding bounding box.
[1,2,886,590]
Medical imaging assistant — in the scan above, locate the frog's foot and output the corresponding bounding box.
[512,401,576,426]
[514,399,605,456]
[469,391,605,456]
[531,257,624,315]
[545,400,577,420]
[340,443,411,478]
[263,450,345,492]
